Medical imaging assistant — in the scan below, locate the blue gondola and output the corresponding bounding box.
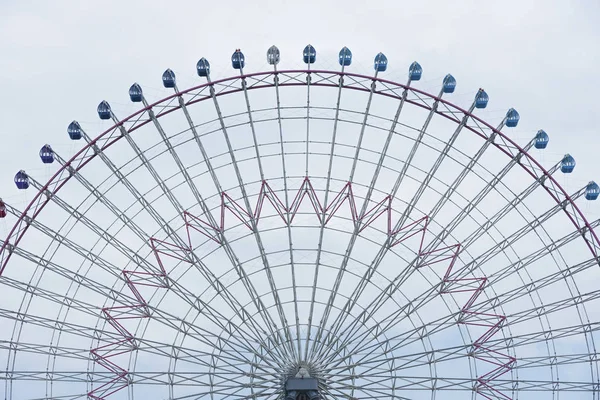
[585,181,600,201]
[129,83,143,102]
[561,154,576,173]
[68,121,82,140]
[0,199,6,218]
[14,170,29,190]
[162,69,176,88]
[534,130,549,149]
[303,45,316,64]
[39,145,54,164]
[374,53,388,72]
[505,108,520,128]
[475,89,489,109]
[97,101,111,120]
[409,62,422,81]
[443,74,456,93]
[267,45,280,65]
[197,58,210,77]
[232,49,245,69]
[339,47,352,66]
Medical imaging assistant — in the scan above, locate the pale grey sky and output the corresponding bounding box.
[1,2,600,399]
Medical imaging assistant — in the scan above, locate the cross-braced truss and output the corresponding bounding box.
[1,49,599,400]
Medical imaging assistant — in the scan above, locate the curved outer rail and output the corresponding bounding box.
[1,70,598,399]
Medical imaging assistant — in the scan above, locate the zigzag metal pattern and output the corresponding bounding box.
[418,244,516,399]
[185,177,429,244]
[88,238,191,399]
[90,177,514,399]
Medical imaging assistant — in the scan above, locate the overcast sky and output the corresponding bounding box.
[0,0,599,215]
[1,2,600,398]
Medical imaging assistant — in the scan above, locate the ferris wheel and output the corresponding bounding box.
[1,44,600,400]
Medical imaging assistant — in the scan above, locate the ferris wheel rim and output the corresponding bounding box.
[1,68,598,280]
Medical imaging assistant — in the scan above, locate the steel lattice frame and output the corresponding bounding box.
[1,51,600,400]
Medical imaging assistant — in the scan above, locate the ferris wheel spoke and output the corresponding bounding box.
[305,58,348,361]
[135,343,277,381]
[322,373,476,398]
[324,369,424,389]
[239,63,299,360]
[504,320,600,351]
[105,112,185,229]
[0,204,135,305]
[170,382,279,400]
[321,383,404,399]
[135,273,285,369]
[494,378,597,392]
[414,114,509,233]
[0,307,123,343]
[147,293,280,364]
[0,275,109,323]
[461,252,597,343]
[504,288,600,326]
[202,69,297,361]
[312,102,476,361]
[1,337,269,384]
[305,63,312,176]
[129,371,275,390]
[347,69,380,182]
[17,174,174,300]
[321,373,598,397]
[486,247,599,310]
[312,76,447,361]
[4,370,280,389]
[326,336,596,381]
[388,91,479,233]
[316,237,508,378]
[432,152,564,257]
[466,215,596,299]
[325,373,598,394]
[90,318,270,382]
[49,151,150,243]
[325,343,473,376]
[17,170,283,390]
[54,149,282,362]
[337,315,600,386]
[312,238,441,367]
[272,61,303,359]
[137,90,220,231]
[0,342,90,365]
[320,306,460,372]
[72,125,183,247]
[309,66,381,361]
[322,275,499,382]
[237,67,265,179]
[129,329,281,376]
[421,134,539,259]
[316,127,560,368]
[102,105,295,365]
[132,87,290,361]
[451,182,590,285]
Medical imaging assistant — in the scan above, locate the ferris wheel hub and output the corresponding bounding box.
[283,362,321,399]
